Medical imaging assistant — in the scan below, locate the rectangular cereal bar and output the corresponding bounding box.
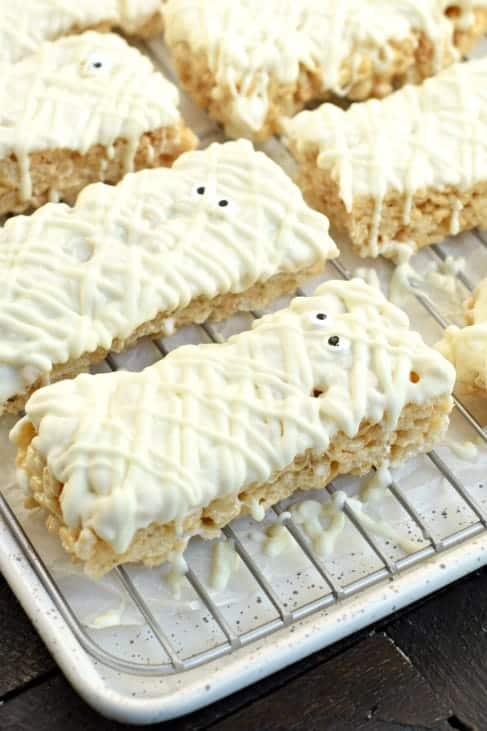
[0,31,196,216]
[0,0,166,63]
[163,0,487,140]
[12,278,455,577]
[0,140,338,415]
[285,57,487,258]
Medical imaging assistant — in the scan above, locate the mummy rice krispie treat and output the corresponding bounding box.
[285,58,487,258]
[0,0,166,64]
[12,279,455,576]
[162,0,487,140]
[0,31,196,216]
[0,140,338,416]
[436,278,487,398]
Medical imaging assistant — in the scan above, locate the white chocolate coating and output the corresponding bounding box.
[0,31,181,201]
[13,279,455,554]
[0,0,164,63]
[163,0,486,137]
[436,278,487,393]
[0,140,337,409]
[285,58,487,254]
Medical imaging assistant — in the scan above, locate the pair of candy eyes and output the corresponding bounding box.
[195,186,230,208]
[310,312,341,347]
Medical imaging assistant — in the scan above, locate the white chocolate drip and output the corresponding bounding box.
[285,57,487,254]
[13,279,455,555]
[210,540,240,591]
[85,600,127,629]
[444,438,479,460]
[359,463,392,503]
[0,32,181,203]
[165,550,188,599]
[164,0,484,137]
[292,479,418,558]
[263,523,294,557]
[0,1,164,63]
[436,277,487,394]
[291,496,347,557]
[0,140,336,409]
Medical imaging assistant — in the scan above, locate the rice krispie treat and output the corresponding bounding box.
[163,0,487,140]
[0,31,196,216]
[436,278,487,397]
[285,58,487,258]
[12,279,455,577]
[0,140,338,416]
[0,0,166,64]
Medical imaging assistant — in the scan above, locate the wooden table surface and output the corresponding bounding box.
[1,565,486,731]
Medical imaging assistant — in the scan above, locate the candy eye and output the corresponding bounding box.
[82,53,111,76]
[326,335,350,352]
[196,186,206,195]
[308,311,329,327]
[218,199,229,207]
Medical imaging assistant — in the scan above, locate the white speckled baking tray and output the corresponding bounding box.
[0,35,487,726]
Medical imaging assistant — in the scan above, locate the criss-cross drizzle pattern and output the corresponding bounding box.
[163,0,484,136]
[286,58,487,254]
[17,279,455,554]
[0,31,182,201]
[0,140,336,408]
[0,0,163,63]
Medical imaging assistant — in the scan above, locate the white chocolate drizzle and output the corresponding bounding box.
[436,277,487,395]
[165,551,188,599]
[0,31,182,203]
[210,540,240,591]
[13,279,455,555]
[164,0,485,137]
[0,139,336,410]
[263,523,295,558]
[444,438,479,460]
[359,463,392,503]
[291,476,418,559]
[85,600,127,629]
[285,57,487,254]
[0,1,164,63]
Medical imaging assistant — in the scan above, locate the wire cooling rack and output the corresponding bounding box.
[0,35,487,725]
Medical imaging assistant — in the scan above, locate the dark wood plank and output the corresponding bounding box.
[0,580,55,698]
[2,566,486,729]
[0,635,451,731]
[387,567,487,731]
[197,635,452,731]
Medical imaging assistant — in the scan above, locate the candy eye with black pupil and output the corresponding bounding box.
[218,199,229,207]
[328,336,340,347]
[196,186,205,195]
[316,313,327,321]
[93,61,103,69]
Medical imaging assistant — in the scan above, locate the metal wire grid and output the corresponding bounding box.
[1,234,486,679]
[0,33,486,686]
